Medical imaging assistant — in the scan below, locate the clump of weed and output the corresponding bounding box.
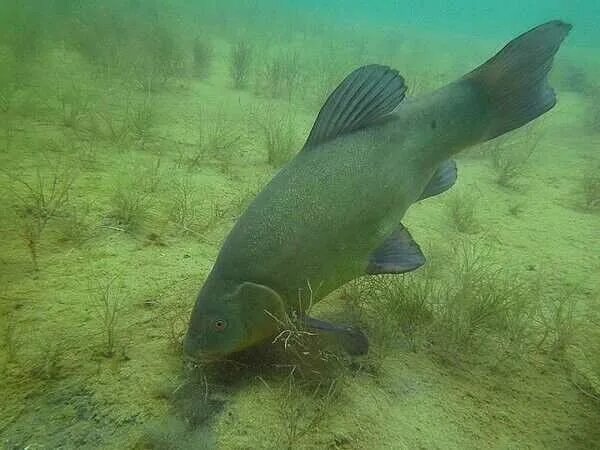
[433,241,535,360]
[130,24,185,92]
[535,287,580,359]
[1,320,19,369]
[56,81,89,129]
[191,36,213,79]
[258,110,297,167]
[256,52,301,101]
[57,203,95,246]
[107,160,161,232]
[91,277,124,358]
[275,370,339,450]
[581,165,600,210]
[6,164,76,271]
[94,104,132,144]
[230,41,252,89]
[30,340,63,380]
[187,108,241,167]
[109,184,151,232]
[169,176,201,234]
[489,128,541,188]
[586,87,600,132]
[445,190,480,234]
[130,96,155,149]
[508,201,526,217]
[363,274,436,352]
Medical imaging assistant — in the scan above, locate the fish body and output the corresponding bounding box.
[184,21,572,359]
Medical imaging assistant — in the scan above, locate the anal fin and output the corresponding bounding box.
[418,159,457,201]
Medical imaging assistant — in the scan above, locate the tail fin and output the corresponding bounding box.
[464,20,572,141]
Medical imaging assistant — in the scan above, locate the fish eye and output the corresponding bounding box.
[214,319,227,332]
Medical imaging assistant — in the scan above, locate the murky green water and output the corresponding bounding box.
[1,1,598,448]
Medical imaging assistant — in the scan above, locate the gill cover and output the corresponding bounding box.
[233,281,286,345]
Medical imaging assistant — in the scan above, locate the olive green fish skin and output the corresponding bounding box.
[220,83,485,301]
[184,82,486,358]
[183,20,571,360]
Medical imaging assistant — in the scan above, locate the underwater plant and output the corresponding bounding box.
[94,107,132,144]
[56,81,90,130]
[191,36,213,79]
[581,166,600,210]
[56,203,95,246]
[7,165,76,270]
[130,96,155,149]
[259,110,297,167]
[445,190,480,234]
[433,241,536,359]
[187,108,241,167]
[535,287,579,359]
[489,128,540,188]
[109,179,153,233]
[92,277,123,358]
[585,86,600,132]
[230,41,253,89]
[169,176,201,234]
[277,371,339,450]
[29,340,63,380]
[257,52,301,101]
[1,320,18,368]
[365,274,436,352]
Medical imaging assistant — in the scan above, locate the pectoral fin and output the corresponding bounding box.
[366,224,425,275]
[303,315,369,355]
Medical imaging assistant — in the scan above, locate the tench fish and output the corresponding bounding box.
[183,20,572,360]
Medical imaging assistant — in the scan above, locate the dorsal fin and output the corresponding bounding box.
[304,64,407,149]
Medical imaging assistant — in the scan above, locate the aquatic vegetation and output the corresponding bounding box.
[56,203,95,246]
[191,36,213,79]
[130,96,155,148]
[130,24,185,92]
[256,52,301,101]
[557,62,591,93]
[169,176,201,234]
[1,320,18,369]
[94,105,132,145]
[56,81,90,130]
[6,165,76,271]
[360,274,436,352]
[276,372,339,450]
[587,89,600,132]
[535,288,579,359]
[108,160,160,232]
[434,242,536,358]
[187,108,241,167]
[230,41,253,89]
[489,129,540,188]
[109,183,152,232]
[92,277,124,358]
[29,340,63,381]
[445,190,480,234]
[258,110,297,167]
[508,201,526,217]
[581,166,600,210]
[0,70,16,113]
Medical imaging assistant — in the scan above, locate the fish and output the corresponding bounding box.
[183,20,572,360]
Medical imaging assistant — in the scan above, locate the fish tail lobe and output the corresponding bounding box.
[464,20,572,141]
